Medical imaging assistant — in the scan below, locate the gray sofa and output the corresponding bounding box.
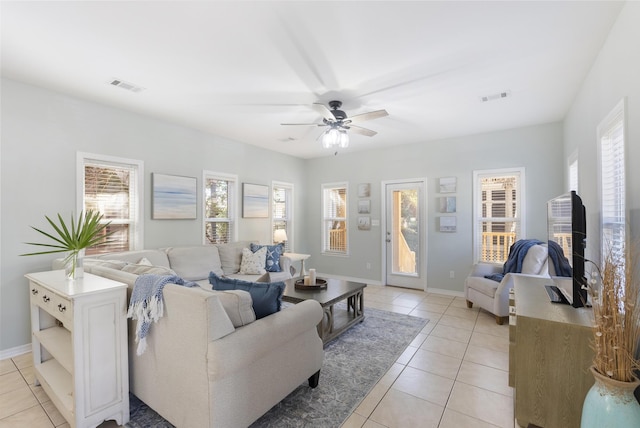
[71,242,324,427]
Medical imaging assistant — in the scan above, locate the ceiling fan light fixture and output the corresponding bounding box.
[322,127,349,150]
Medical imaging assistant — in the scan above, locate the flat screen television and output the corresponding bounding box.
[547,190,588,308]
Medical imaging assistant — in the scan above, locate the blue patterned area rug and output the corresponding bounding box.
[126,306,429,428]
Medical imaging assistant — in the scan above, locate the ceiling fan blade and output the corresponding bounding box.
[348,125,377,137]
[312,103,336,122]
[344,109,389,125]
[281,122,325,126]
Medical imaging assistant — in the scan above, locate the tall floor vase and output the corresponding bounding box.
[581,366,640,428]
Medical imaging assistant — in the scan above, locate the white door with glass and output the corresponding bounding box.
[384,180,426,290]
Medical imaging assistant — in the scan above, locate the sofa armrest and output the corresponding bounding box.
[207,299,323,379]
[468,262,502,278]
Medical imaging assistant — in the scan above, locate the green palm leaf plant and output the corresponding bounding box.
[21,210,113,278]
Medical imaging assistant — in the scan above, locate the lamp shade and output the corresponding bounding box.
[273,229,288,243]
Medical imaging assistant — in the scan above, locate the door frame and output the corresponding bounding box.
[380,177,428,290]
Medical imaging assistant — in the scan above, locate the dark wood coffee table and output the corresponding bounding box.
[282,278,366,345]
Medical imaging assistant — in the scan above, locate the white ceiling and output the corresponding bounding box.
[1,1,624,159]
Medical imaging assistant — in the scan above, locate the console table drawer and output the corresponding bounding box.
[30,282,73,326]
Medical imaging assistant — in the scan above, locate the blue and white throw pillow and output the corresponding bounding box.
[250,243,284,272]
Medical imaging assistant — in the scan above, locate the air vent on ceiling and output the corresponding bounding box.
[109,78,145,93]
[480,90,511,103]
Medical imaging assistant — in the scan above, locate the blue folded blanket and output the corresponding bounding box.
[127,274,198,356]
[485,239,543,282]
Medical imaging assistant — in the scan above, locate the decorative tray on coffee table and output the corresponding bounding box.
[294,278,327,290]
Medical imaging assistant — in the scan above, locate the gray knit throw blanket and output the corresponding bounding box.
[127,274,198,356]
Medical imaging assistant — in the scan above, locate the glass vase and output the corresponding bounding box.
[581,366,640,428]
[65,249,85,280]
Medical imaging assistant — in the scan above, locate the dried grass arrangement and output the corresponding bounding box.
[588,246,640,383]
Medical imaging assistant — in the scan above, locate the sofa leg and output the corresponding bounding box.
[495,316,506,325]
[466,300,473,309]
[308,370,320,388]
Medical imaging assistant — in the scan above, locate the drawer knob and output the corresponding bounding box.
[58,304,66,313]
[43,295,50,303]
[31,288,39,295]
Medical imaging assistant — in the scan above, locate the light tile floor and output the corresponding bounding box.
[0,285,518,428]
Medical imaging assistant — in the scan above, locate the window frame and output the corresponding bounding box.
[321,181,349,256]
[472,167,526,264]
[272,181,294,252]
[202,170,238,245]
[568,149,579,193]
[76,152,144,253]
[597,98,627,265]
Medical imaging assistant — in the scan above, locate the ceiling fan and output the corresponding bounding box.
[281,100,388,149]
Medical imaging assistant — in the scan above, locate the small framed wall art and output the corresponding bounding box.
[439,216,457,233]
[152,173,197,220]
[242,183,269,218]
[439,177,457,193]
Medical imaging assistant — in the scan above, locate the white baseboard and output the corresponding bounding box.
[0,343,31,360]
[426,287,465,298]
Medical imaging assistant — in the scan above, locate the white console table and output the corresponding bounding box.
[27,270,129,428]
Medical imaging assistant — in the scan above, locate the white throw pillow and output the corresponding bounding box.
[238,247,267,275]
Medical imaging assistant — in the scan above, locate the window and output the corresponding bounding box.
[473,168,525,263]
[272,181,293,252]
[77,152,143,255]
[598,99,626,265]
[568,150,579,192]
[204,171,237,244]
[322,182,348,254]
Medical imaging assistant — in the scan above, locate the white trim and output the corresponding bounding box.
[596,97,627,262]
[567,149,579,192]
[272,180,294,252]
[76,151,144,251]
[0,343,31,360]
[380,177,428,290]
[472,167,526,263]
[321,181,349,256]
[202,170,239,244]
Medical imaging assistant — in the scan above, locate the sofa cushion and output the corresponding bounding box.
[521,244,548,275]
[216,241,252,275]
[165,246,224,280]
[250,243,284,272]
[210,289,256,327]
[209,272,285,319]
[121,263,177,276]
[239,247,267,275]
[93,249,171,268]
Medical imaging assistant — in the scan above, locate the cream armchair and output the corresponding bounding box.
[465,243,549,324]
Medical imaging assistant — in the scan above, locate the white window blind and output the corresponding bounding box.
[204,172,237,244]
[273,182,293,252]
[79,154,143,255]
[599,101,626,263]
[473,169,525,263]
[322,183,348,254]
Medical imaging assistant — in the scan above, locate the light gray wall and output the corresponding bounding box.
[302,123,565,290]
[563,2,640,261]
[0,79,307,351]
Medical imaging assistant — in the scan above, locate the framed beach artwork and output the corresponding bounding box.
[242,183,269,218]
[358,199,371,214]
[439,196,457,213]
[152,173,197,219]
[439,216,457,232]
[358,183,371,198]
[439,177,457,193]
[358,216,371,231]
